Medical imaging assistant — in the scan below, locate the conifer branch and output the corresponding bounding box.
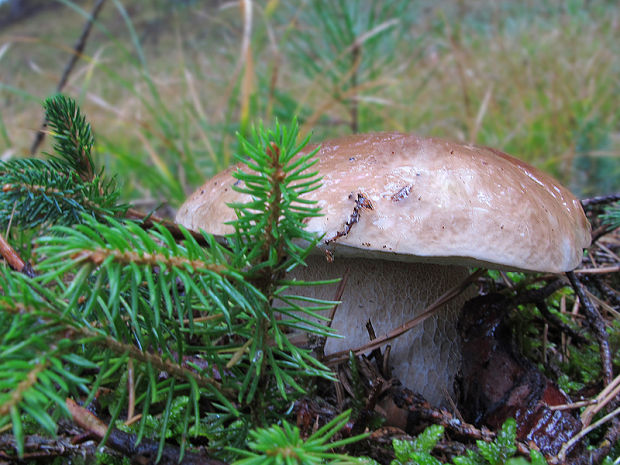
[602,201,619,230]
[125,207,209,246]
[0,297,232,427]
[1,100,335,456]
[72,248,227,274]
[44,94,95,181]
[1,96,127,230]
[73,327,229,394]
[0,232,34,276]
[224,121,336,417]
[0,362,48,417]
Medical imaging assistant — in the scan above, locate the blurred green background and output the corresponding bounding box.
[1,0,618,214]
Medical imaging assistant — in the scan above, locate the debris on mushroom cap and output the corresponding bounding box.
[176,132,591,273]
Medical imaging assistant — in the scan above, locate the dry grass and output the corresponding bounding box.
[0,0,618,207]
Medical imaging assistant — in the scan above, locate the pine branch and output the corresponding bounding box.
[232,410,365,465]
[44,94,95,181]
[225,121,336,418]
[601,201,619,230]
[1,96,127,230]
[0,231,34,276]
[0,361,48,418]
[0,159,124,228]
[1,104,335,457]
[229,120,322,282]
[0,266,237,439]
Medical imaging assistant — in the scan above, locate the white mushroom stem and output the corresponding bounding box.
[285,255,475,406]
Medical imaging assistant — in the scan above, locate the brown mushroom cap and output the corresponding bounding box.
[176,132,591,273]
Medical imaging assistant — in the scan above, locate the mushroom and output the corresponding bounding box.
[176,132,591,405]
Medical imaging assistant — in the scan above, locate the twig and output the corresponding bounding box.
[595,241,620,262]
[125,208,209,246]
[557,405,620,462]
[30,0,108,155]
[548,399,597,411]
[326,266,350,327]
[0,231,35,277]
[535,301,587,345]
[566,271,613,385]
[66,398,226,465]
[317,266,350,358]
[581,373,620,426]
[492,275,588,344]
[591,224,617,244]
[512,277,566,305]
[71,326,229,394]
[580,194,620,208]
[0,434,85,461]
[126,359,135,423]
[587,417,620,464]
[324,268,485,365]
[586,288,620,320]
[365,319,386,377]
[574,265,620,274]
[587,276,620,309]
[392,385,496,442]
[324,193,373,245]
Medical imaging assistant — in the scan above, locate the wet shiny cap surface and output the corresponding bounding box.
[176,132,591,273]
